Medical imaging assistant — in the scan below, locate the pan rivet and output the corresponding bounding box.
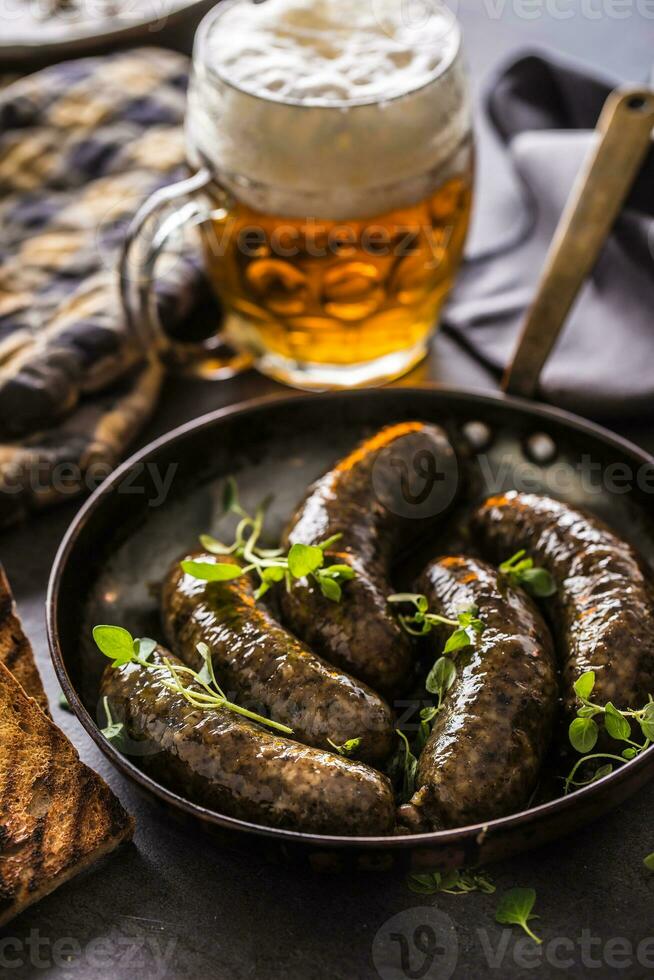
[525,432,557,465]
[462,421,492,452]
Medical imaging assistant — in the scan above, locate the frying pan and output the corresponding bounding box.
[47,88,654,872]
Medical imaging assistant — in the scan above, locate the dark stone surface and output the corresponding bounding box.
[2,7,654,979]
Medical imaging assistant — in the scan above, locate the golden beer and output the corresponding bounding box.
[201,161,473,380]
[126,0,477,387]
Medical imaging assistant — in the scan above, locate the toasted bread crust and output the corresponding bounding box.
[0,567,49,714]
[0,662,133,927]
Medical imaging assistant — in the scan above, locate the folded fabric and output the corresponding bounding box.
[0,48,215,524]
[443,53,654,421]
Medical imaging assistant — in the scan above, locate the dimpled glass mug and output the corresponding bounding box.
[121,0,474,388]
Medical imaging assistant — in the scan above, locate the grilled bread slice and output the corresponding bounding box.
[0,567,49,714]
[0,661,134,926]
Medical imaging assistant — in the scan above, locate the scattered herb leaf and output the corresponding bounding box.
[644,852,654,872]
[408,869,496,896]
[495,888,541,945]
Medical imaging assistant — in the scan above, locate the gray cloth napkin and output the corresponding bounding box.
[444,53,654,421]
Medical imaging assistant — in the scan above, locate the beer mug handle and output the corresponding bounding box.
[119,167,252,378]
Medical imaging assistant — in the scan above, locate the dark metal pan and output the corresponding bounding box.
[46,88,654,872]
[46,385,654,872]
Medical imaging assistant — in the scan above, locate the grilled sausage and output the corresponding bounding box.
[281,422,459,695]
[161,553,394,765]
[471,492,654,720]
[100,648,396,836]
[401,556,558,830]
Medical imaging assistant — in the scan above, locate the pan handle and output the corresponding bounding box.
[502,86,654,399]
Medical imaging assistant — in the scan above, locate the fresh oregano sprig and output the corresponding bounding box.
[92,626,294,736]
[388,593,485,651]
[184,477,355,602]
[387,595,486,791]
[564,670,654,793]
[499,550,557,599]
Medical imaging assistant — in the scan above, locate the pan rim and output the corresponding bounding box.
[46,383,654,849]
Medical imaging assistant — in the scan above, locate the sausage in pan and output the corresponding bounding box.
[471,491,654,720]
[281,422,459,695]
[401,556,558,830]
[100,648,396,836]
[162,553,395,764]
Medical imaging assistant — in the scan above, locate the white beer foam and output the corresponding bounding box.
[186,0,471,219]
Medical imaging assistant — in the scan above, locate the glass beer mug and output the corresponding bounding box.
[121,0,474,388]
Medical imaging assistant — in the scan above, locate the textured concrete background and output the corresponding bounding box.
[2,4,654,978]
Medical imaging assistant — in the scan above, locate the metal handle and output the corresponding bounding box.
[119,168,252,379]
[502,86,654,399]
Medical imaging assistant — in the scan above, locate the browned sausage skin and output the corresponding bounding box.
[161,553,395,765]
[280,422,459,695]
[471,492,654,721]
[402,556,558,830]
[100,648,396,836]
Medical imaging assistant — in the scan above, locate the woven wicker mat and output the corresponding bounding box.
[0,47,205,528]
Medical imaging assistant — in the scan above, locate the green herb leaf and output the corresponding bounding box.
[591,763,613,781]
[604,703,632,742]
[92,625,136,667]
[134,637,157,661]
[396,729,418,803]
[58,692,71,712]
[519,567,557,598]
[181,560,244,582]
[640,703,654,741]
[574,671,596,700]
[407,872,442,895]
[196,642,214,687]
[408,869,495,897]
[318,533,343,551]
[321,564,356,580]
[318,576,342,602]
[644,852,654,872]
[327,737,362,758]
[443,628,472,654]
[569,717,599,754]
[261,566,286,583]
[499,551,556,599]
[222,476,239,514]
[99,696,128,750]
[287,543,324,579]
[199,533,236,556]
[495,888,541,944]
[387,593,429,613]
[426,657,457,698]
